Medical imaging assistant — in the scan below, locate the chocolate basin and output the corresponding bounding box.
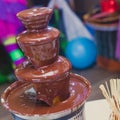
[1,73,91,120]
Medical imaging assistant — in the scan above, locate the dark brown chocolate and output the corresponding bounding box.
[15,56,71,105]
[1,73,91,115]
[17,7,53,31]
[33,75,70,106]
[17,7,52,20]
[16,27,60,67]
[15,56,71,82]
[17,27,60,44]
[1,7,91,117]
[15,7,72,105]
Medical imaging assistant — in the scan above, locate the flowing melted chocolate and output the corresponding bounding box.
[16,27,60,67]
[2,74,91,115]
[17,7,53,31]
[16,27,60,45]
[15,56,71,82]
[15,7,72,106]
[15,56,71,106]
[17,7,53,21]
[1,7,91,113]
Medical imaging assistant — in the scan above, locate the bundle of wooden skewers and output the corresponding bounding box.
[99,79,120,120]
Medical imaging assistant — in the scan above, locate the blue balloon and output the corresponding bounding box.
[65,37,97,69]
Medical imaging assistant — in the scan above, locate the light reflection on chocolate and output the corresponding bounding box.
[15,7,71,105]
[16,27,60,68]
[1,74,91,115]
[15,56,71,82]
[15,56,71,106]
[1,7,91,119]
[17,7,53,31]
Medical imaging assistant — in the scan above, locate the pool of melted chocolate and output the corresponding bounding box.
[1,73,91,116]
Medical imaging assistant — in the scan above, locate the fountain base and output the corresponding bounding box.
[1,73,91,120]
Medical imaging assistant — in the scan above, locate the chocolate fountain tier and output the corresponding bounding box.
[15,56,71,82]
[1,73,91,120]
[17,7,53,31]
[15,56,71,105]
[16,27,60,67]
[17,27,60,45]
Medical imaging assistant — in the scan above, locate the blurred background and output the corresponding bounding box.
[0,0,120,119]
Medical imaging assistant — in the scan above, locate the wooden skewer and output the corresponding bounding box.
[99,85,120,118]
[99,79,120,120]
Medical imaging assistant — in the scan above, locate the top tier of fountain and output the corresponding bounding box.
[17,7,53,31]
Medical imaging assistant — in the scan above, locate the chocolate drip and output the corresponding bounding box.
[15,7,71,106]
[17,7,53,32]
[1,7,91,118]
[16,27,60,68]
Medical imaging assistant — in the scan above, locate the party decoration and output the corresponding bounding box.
[0,44,16,84]
[0,71,16,84]
[52,9,68,55]
[48,0,94,41]
[116,17,120,61]
[3,36,25,67]
[84,0,120,72]
[0,0,26,67]
[0,0,26,40]
[4,0,27,5]
[65,37,97,69]
[100,0,120,13]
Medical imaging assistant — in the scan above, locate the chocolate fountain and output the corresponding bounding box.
[1,7,91,120]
